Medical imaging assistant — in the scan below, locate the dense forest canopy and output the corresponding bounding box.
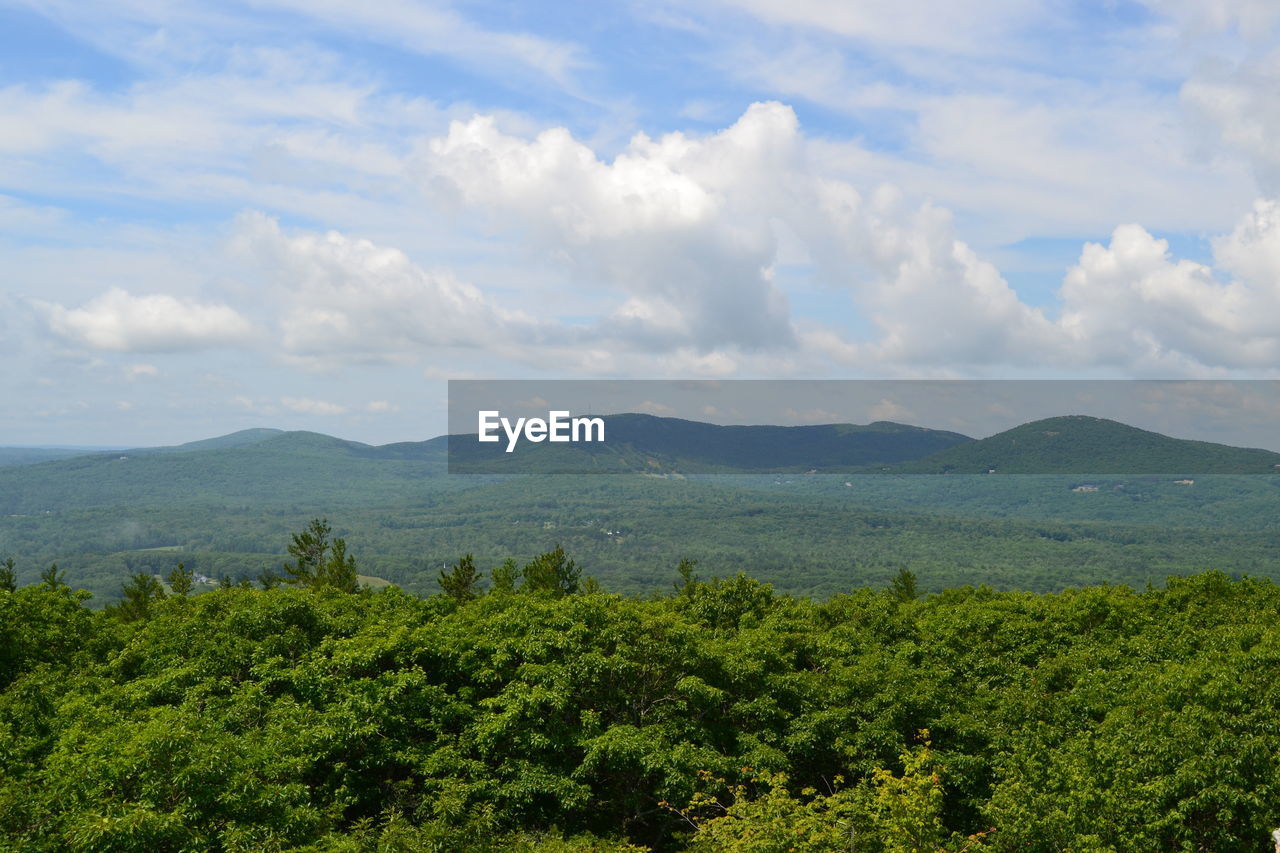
[3,529,1280,851]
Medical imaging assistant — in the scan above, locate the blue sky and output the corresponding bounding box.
[3,0,1280,444]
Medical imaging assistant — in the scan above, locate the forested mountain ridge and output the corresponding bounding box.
[5,417,1280,603]
[446,412,975,473]
[878,414,1280,474]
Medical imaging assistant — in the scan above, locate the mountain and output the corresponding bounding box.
[0,447,119,467]
[444,412,975,473]
[877,415,1280,474]
[154,428,285,453]
[0,430,450,515]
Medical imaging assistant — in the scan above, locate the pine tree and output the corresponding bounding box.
[675,557,699,596]
[316,536,359,593]
[491,558,519,593]
[167,562,194,596]
[40,563,65,589]
[522,545,580,596]
[439,554,482,602]
[120,573,166,621]
[890,567,919,602]
[284,518,332,586]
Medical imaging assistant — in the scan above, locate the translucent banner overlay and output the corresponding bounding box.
[446,380,1280,475]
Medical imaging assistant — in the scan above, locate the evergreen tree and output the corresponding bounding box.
[439,554,482,602]
[119,573,166,621]
[890,567,919,602]
[284,518,331,586]
[167,561,194,596]
[675,557,700,596]
[0,557,15,592]
[39,563,65,589]
[522,545,580,596]
[491,557,519,593]
[315,536,359,593]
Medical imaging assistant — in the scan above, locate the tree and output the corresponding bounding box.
[675,557,699,596]
[0,557,15,593]
[439,554,482,602]
[315,536,359,593]
[167,562,194,596]
[40,563,66,589]
[284,518,332,586]
[119,573,166,621]
[870,732,949,853]
[492,558,520,593]
[890,567,919,602]
[281,518,359,593]
[522,545,580,596]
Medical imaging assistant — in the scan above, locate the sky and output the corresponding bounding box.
[4,0,1280,445]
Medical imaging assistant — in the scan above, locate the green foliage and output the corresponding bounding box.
[522,545,580,596]
[6,555,1280,850]
[0,557,14,593]
[285,517,333,586]
[118,572,166,621]
[166,561,193,596]
[889,568,918,603]
[316,536,359,593]
[869,734,948,853]
[675,557,699,596]
[440,554,483,602]
[39,563,65,589]
[492,557,520,593]
[283,519,359,593]
[677,770,865,852]
[886,415,1280,474]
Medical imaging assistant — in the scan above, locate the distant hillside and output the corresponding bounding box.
[878,415,1280,474]
[154,428,285,453]
[447,412,974,473]
[0,430,450,515]
[0,447,107,467]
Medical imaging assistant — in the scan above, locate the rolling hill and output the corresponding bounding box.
[878,415,1280,474]
[4,416,1280,602]
[446,412,974,473]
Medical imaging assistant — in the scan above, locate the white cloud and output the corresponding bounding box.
[690,0,1041,55]
[280,396,347,415]
[1182,49,1280,195]
[232,212,536,364]
[1143,0,1280,39]
[41,288,253,352]
[241,0,584,86]
[425,103,797,352]
[868,398,912,422]
[1058,201,1280,371]
[125,363,159,380]
[13,0,584,90]
[633,400,678,416]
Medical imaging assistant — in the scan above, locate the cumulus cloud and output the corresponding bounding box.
[1058,200,1280,371]
[425,103,797,352]
[42,288,253,352]
[232,212,538,363]
[423,101,1056,364]
[281,396,347,415]
[417,101,1280,373]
